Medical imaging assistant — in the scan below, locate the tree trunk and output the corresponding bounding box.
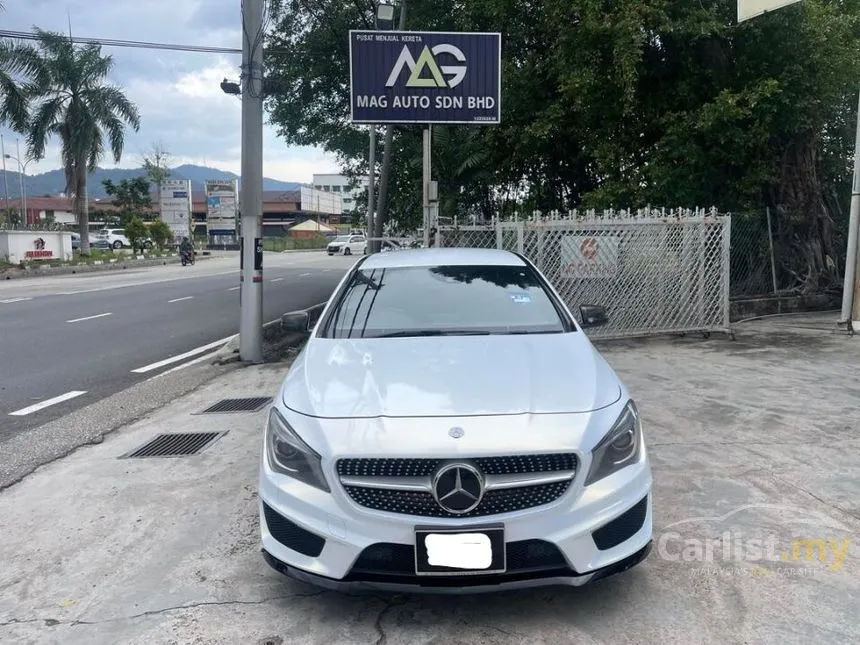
[76,163,90,254]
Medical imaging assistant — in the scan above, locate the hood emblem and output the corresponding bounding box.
[448,427,464,439]
[432,463,484,514]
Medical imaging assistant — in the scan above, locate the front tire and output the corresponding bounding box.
[112,240,123,249]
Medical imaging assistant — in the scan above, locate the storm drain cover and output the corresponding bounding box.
[199,397,272,414]
[122,432,226,458]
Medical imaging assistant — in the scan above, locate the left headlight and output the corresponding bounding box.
[585,400,642,486]
[265,407,330,492]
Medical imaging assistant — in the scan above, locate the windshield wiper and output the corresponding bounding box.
[376,329,491,338]
[354,272,381,290]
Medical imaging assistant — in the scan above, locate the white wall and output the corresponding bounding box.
[0,230,73,264]
[312,174,368,211]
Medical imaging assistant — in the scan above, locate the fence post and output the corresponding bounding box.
[495,219,503,250]
[765,207,778,294]
[516,221,524,254]
[722,216,732,331]
[698,220,706,329]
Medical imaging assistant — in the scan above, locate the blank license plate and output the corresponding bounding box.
[414,525,506,576]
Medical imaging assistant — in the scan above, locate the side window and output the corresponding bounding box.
[350,236,361,243]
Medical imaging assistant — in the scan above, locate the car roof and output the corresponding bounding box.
[360,247,526,270]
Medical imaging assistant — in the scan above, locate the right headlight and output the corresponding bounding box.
[265,407,330,492]
[585,400,642,486]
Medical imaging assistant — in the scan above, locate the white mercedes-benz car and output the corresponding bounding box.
[259,248,653,593]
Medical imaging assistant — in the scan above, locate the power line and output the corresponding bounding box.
[0,29,242,54]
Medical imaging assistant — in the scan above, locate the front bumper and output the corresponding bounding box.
[259,447,652,593]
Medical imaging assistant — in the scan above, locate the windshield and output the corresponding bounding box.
[332,236,350,243]
[322,264,571,339]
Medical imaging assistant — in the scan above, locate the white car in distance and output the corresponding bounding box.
[326,235,366,256]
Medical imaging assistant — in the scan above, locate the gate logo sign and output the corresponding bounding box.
[350,31,501,125]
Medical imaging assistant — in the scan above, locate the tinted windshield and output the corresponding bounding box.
[322,264,571,339]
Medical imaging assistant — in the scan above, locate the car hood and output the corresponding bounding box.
[282,334,622,419]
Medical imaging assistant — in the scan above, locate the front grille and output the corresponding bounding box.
[337,454,577,478]
[349,539,570,578]
[338,454,577,518]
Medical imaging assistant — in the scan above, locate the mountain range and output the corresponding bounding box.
[0,164,304,199]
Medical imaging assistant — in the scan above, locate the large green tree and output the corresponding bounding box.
[22,29,140,253]
[102,176,153,225]
[267,0,860,291]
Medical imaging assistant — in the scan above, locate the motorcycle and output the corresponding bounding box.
[180,248,195,266]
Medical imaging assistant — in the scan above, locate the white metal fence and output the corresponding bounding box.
[437,210,732,339]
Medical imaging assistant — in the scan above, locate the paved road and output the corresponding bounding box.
[0,251,353,440]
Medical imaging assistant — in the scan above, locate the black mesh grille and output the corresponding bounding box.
[592,496,649,551]
[336,454,577,478]
[263,503,325,557]
[350,539,569,577]
[344,480,571,518]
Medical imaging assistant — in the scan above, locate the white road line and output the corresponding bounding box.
[1,297,33,303]
[270,277,284,282]
[131,337,233,374]
[66,312,112,323]
[299,273,311,277]
[322,269,331,273]
[168,296,194,303]
[9,391,87,416]
[146,347,225,381]
[228,286,240,291]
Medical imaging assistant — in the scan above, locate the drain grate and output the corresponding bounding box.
[122,432,226,458]
[199,397,272,414]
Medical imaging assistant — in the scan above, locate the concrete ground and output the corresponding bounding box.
[0,312,858,644]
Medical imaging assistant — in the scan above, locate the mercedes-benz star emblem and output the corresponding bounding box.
[432,463,484,514]
[448,426,464,439]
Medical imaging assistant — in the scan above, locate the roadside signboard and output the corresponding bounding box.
[560,235,619,279]
[158,179,192,242]
[738,0,802,22]
[205,179,238,236]
[349,30,501,125]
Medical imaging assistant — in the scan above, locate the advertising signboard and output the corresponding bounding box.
[349,30,501,124]
[158,178,192,242]
[559,235,620,279]
[205,179,238,235]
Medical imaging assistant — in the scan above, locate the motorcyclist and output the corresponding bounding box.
[179,237,194,264]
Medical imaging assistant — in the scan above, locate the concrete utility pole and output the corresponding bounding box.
[0,135,10,218]
[840,90,860,330]
[367,128,376,239]
[239,0,265,362]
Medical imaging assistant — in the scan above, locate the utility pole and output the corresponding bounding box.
[367,128,376,241]
[1,135,9,219]
[239,0,265,362]
[16,140,26,225]
[840,90,860,330]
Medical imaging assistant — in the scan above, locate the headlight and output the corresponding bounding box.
[585,400,642,486]
[265,408,330,492]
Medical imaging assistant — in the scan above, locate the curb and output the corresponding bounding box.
[1,254,213,280]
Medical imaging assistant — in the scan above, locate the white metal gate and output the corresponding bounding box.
[440,212,732,339]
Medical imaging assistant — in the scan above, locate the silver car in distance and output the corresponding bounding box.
[259,247,653,594]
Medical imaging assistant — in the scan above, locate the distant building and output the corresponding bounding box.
[312,173,368,213]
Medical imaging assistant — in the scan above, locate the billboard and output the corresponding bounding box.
[205,179,238,235]
[158,179,192,241]
[349,30,501,125]
[738,0,802,22]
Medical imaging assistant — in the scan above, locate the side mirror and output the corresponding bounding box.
[579,305,609,329]
[281,311,311,333]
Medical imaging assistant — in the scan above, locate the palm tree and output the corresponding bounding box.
[24,29,140,253]
[0,38,42,132]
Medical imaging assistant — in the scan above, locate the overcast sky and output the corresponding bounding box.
[0,0,339,181]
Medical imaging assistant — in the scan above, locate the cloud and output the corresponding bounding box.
[0,0,339,182]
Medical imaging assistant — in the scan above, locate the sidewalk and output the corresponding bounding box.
[1,315,858,644]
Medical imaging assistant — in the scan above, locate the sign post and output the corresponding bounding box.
[349,30,501,244]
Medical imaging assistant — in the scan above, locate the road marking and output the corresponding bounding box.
[270,277,284,282]
[228,286,240,291]
[66,312,112,323]
[322,269,331,273]
[1,297,33,303]
[168,296,194,303]
[299,273,311,277]
[131,336,233,374]
[146,348,225,381]
[9,391,87,416]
